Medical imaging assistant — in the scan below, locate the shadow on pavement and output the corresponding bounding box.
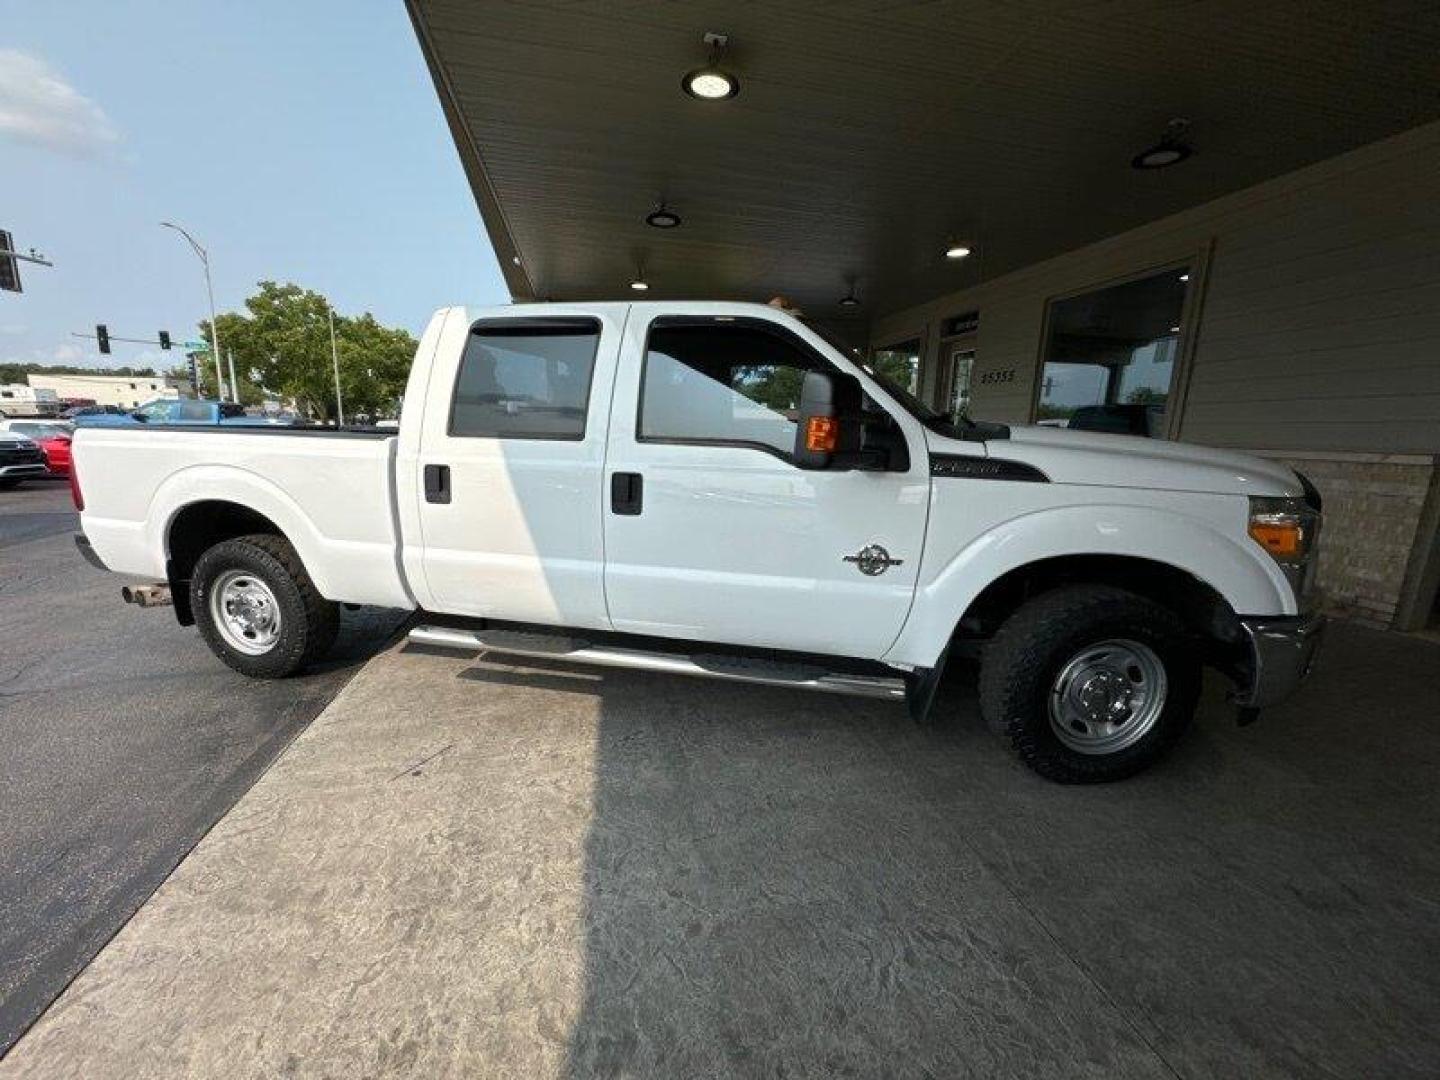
[554,622,1440,1077]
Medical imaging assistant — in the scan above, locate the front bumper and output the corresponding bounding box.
[1233,611,1326,709]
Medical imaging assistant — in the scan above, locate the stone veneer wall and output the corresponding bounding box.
[1263,452,1438,629]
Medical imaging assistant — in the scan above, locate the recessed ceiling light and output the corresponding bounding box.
[511,255,522,266]
[646,204,681,229]
[1169,325,1181,333]
[1132,118,1193,170]
[683,32,739,100]
[1179,273,1190,282]
[629,278,650,291]
[839,287,860,307]
[944,244,972,260]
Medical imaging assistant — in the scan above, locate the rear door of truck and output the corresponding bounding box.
[404,305,624,628]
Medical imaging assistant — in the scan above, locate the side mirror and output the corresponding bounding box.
[793,369,865,470]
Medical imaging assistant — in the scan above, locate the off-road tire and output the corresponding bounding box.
[191,533,339,678]
[979,585,1199,783]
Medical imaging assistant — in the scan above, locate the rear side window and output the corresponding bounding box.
[450,319,601,440]
[640,321,828,458]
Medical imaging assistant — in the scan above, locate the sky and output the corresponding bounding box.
[0,0,509,375]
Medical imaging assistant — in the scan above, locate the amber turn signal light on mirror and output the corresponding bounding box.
[805,416,839,453]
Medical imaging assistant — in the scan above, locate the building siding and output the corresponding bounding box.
[871,120,1440,627]
[873,119,1440,455]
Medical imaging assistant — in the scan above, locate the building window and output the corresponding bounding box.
[449,319,600,440]
[1036,267,1190,437]
[640,320,830,459]
[871,339,921,396]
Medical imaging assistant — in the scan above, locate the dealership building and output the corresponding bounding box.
[26,372,192,411]
[406,1,1440,631]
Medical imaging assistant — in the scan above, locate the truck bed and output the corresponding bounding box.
[74,425,414,610]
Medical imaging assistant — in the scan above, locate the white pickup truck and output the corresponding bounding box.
[73,302,1324,782]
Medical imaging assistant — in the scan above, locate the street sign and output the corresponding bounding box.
[0,230,20,294]
[184,340,209,352]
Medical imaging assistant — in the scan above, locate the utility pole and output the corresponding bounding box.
[160,222,231,402]
[328,306,345,426]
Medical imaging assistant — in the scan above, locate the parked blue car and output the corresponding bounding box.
[73,399,287,427]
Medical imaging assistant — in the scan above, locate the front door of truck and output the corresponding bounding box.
[409,307,623,629]
[601,309,931,659]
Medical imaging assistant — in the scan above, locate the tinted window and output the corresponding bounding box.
[176,400,216,421]
[450,320,600,439]
[641,322,829,457]
[1037,268,1190,438]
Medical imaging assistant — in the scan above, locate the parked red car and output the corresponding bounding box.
[0,420,73,476]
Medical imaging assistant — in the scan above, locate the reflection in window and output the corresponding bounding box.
[1037,269,1189,438]
[641,323,827,456]
[450,320,600,439]
[871,339,921,396]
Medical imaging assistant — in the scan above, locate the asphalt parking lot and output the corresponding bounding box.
[0,482,404,1054]
[4,587,1438,1077]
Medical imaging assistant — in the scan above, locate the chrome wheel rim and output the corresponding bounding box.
[210,570,282,655]
[1048,638,1167,755]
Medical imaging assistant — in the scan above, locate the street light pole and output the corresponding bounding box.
[160,222,235,402]
[328,306,345,426]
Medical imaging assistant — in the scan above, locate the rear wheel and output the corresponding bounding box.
[190,534,339,678]
[979,585,1199,783]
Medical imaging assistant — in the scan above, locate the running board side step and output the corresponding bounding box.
[408,625,907,702]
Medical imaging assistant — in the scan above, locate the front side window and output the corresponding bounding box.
[1036,267,1190,438]
[450,319,600,439]
[640,321,828,457]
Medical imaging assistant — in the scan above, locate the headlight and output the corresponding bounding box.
[1248,494,1321,602]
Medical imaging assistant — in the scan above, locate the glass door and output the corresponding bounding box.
[945,344,975,423]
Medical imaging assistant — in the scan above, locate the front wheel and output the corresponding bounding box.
[979,585,1200,783]
[191,534,339,678]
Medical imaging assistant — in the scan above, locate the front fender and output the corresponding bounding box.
[884,501,1294,668]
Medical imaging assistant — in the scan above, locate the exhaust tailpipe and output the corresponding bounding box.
[122,584,173,608]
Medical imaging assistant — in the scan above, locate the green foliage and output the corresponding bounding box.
[202,281,416,420]
[1125,386,1166,405]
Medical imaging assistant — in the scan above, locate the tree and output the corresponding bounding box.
[201,282,416,420]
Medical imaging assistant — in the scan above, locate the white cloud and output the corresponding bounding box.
[36,342,84,364]
[0,50,119,157]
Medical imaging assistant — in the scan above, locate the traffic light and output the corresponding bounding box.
[0,230,20,294]
[159,330,171,350]
[96,324,111,354]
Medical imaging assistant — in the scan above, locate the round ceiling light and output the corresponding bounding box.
[944,244,972,260]
[684,69,739,99]
[1132,117,1193,170]
[839,288,860,308]
[646,206,681,229]
[683,33,739,100]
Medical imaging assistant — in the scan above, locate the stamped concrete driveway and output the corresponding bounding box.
[3,621,1438,1078]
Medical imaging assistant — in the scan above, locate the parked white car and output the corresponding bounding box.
[72,302,1324,782]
